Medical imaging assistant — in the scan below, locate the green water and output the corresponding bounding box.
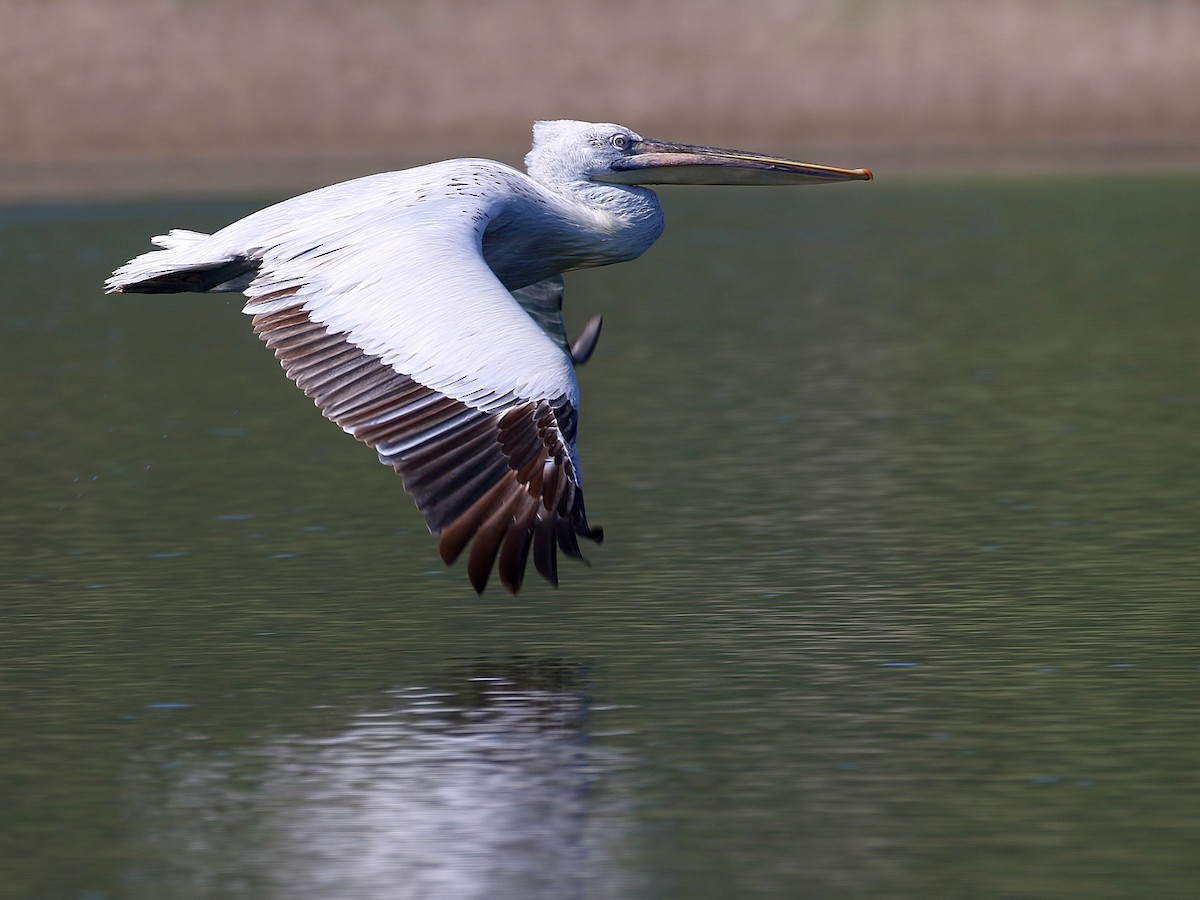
[1,175,1198,898]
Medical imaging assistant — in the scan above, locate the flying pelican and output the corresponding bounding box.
[107,120,871,595]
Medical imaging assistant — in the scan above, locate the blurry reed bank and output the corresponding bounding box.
[2,0,1198,197]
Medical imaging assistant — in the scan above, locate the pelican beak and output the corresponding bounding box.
[595,138,873,186]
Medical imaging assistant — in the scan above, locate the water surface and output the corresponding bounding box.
[1,176,1198,898]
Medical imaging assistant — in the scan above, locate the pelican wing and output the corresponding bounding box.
[512,276,604,366]
[511,277,571,355]
[240,210,601,594]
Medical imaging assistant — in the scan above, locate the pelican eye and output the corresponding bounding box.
[609,133,630,151]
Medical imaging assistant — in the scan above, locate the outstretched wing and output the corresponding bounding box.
[236,194,602,594]
[512,277,603,366]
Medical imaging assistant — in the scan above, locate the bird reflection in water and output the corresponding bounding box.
[126,659,636,899]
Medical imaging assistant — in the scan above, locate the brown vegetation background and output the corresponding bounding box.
[3,0,1199,198]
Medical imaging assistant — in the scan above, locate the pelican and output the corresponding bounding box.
[107,120,871,595]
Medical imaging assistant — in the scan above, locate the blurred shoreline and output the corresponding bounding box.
[4,137,1200,204]
[3,0,1198,201]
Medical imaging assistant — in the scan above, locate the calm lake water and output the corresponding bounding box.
[1,174,1198,899]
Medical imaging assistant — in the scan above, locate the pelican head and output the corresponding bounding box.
[525,119,872,189]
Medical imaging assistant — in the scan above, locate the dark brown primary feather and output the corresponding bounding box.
[115,257,259,294]
[249,294,601,594]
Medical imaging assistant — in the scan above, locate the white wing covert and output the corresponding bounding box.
[240,200,602,594]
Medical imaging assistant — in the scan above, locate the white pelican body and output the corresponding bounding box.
[108,120,871,594]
